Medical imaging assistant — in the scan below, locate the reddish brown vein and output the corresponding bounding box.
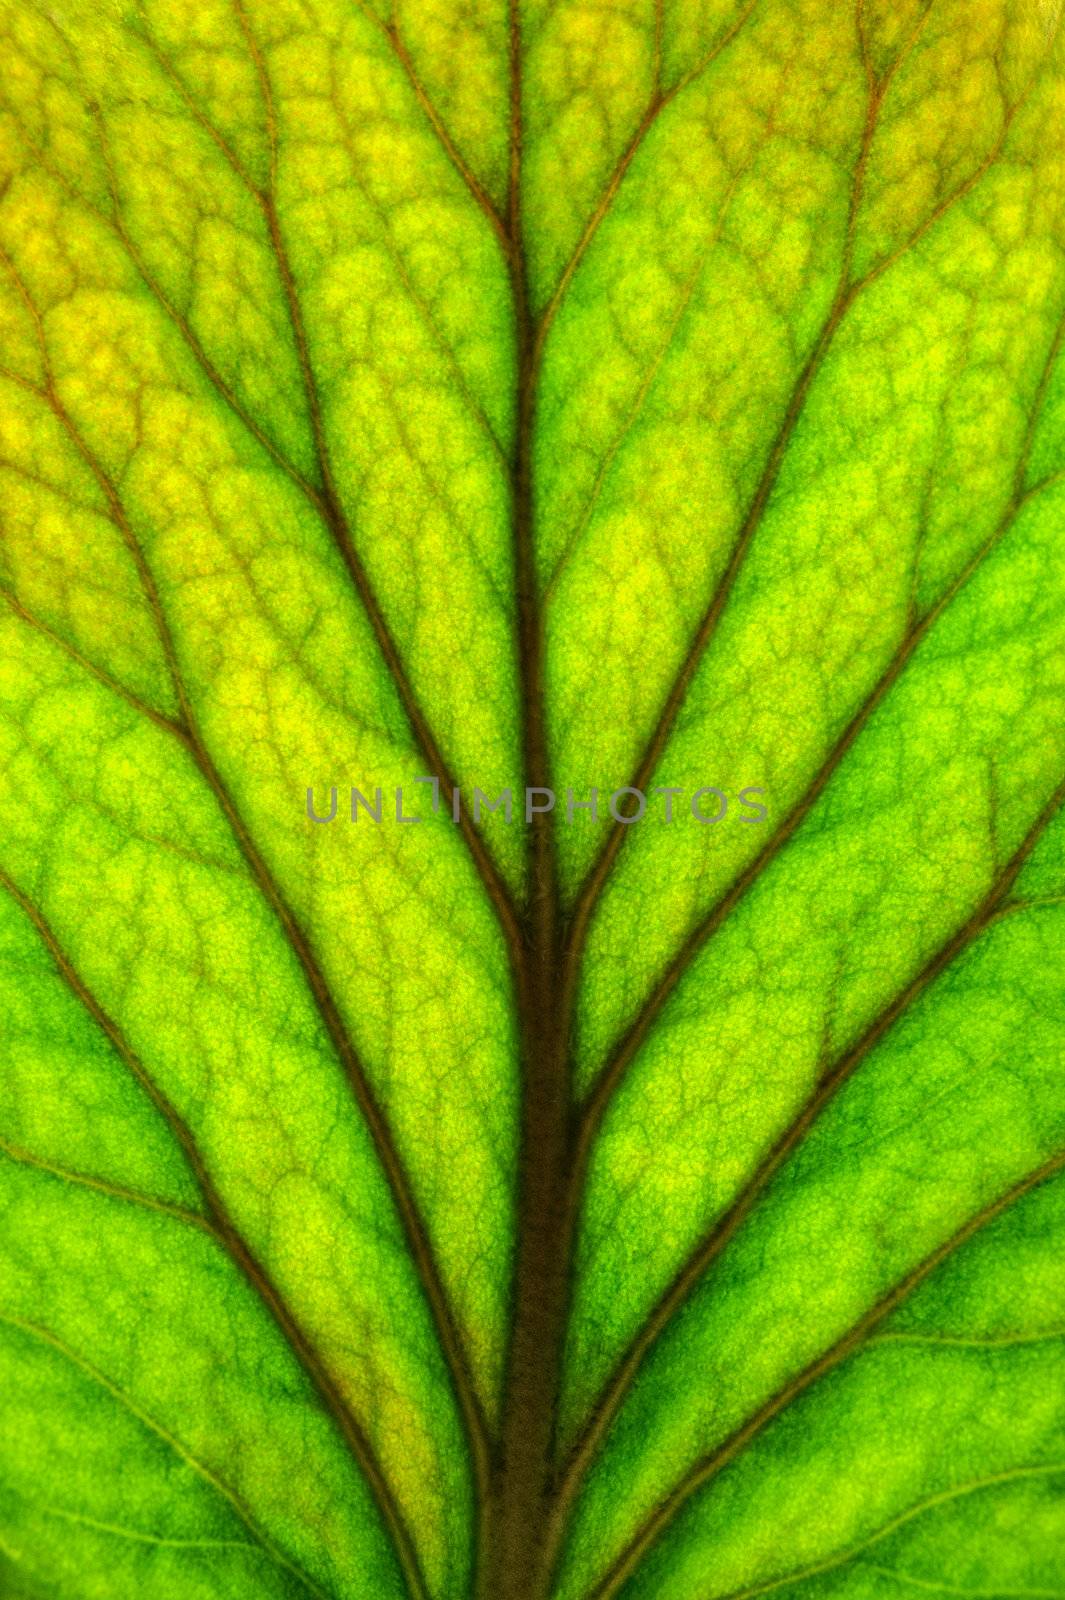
[72,80,526,976]
[475,7,573,1597]
[0,870,429,1600]
[532,0,761,365]
[228,4,522,967]
[576,273,1065,1148]
[0,258,492,1553]
[584,1136,1065,1600]
[481,45,771,1580]
[552,771,1065,1559]
[131,18,525,975]
[379,10,511,255]
[0,587,184,740]
[0,1138,212,1236]
[558,36,1028,1088]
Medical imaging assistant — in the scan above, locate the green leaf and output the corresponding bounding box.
[0,2,1063,1599]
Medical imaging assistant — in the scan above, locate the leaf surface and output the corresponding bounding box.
[0,2,1063,1599]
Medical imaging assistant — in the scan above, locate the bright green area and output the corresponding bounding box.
[0,2,1063,1600]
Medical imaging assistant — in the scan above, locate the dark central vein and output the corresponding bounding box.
[491,9,812,1595]
[6,10,1057,1600]
[530,13,1050,1593]
[480,8,573,1599]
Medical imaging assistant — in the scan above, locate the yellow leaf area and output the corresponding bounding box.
[0,3,1063,1600]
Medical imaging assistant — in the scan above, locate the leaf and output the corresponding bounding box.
[0,2,1063,1599]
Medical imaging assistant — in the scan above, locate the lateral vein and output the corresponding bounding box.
[0,1140,211,1235]
[0,1311,332,1600]
[555,773,1065,1573]
[583,1139,1065,1600]
[0,247,487,1587]
[559,28,1030,1021]
[579,279,1065,1136]
[705,1460,1065,1600]
[0,874,430,1600]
